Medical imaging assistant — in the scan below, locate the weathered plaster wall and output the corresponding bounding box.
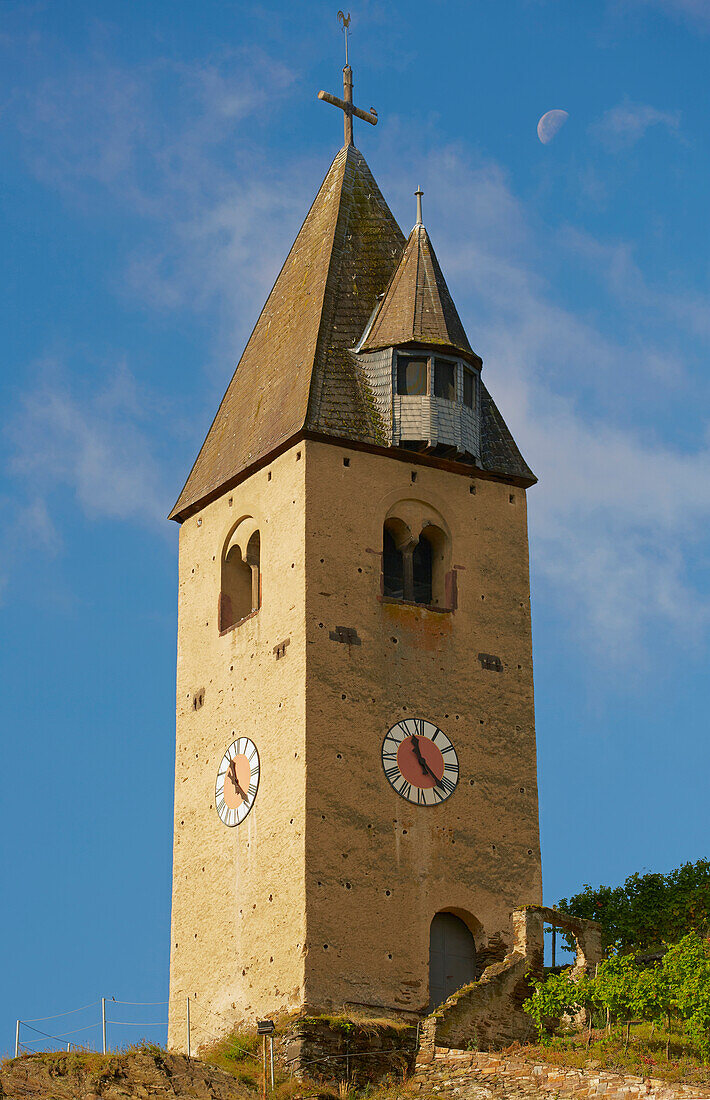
[168,445,308,1051]
[302,440,542,1016]
[168,436,542,1049]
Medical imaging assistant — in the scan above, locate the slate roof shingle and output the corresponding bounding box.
[360,223,476,361]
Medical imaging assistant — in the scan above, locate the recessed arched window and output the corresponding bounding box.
[219,518,261,632]
[382,506,452,609]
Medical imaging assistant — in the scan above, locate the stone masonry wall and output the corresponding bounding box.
[281,1019,418,1084]
[414,1049,709,1100]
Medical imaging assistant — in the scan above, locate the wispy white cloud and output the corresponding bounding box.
[8,363,172,530]
[560,227,710,345]
[14,47,313,369]
[20,49,296,207]
[590,100,681,149]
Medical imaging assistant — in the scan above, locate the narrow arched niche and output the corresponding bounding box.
[383,518,409,599]
[219,517,261,632]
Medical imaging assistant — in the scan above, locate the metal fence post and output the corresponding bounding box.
[261,1033,267,1100]
[186,996,191,1058]
[102,997,107,1054]
[552,904,557,968]
[269,1035,275,1090]
[15,1020,20,1058]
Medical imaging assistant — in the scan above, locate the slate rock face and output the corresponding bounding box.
[0,1050,245,1099]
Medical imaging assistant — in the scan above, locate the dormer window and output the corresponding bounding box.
[395,352,477,407]
[463,368,475,409]
[397,355,428,395]
[434,358,456,402]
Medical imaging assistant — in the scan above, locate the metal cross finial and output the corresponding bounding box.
[415,187,424,226]
[318,12,378,146]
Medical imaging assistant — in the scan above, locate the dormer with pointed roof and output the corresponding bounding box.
[354,197,483,463]
[359,209,476,363]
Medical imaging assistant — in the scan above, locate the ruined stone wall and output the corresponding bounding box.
[424,908,601,1052]
[302,440,542,1015]
[413,1049,708,1100]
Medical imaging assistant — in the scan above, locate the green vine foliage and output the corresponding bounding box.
[663,934,710,1058]
[524,933,710,1058]
[556,859,710,956]
[523,971,587,1044]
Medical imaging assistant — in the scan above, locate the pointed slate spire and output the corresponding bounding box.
[170,145,405,521]
[359,195,476,362]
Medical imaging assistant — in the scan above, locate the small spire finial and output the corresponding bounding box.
[415,187,424,226]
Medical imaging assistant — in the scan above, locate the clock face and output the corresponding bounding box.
[215,737,260,827]
[382,719,459,805]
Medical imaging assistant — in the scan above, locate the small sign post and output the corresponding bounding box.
[257,1020,275,1098]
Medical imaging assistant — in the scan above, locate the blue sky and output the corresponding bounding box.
[2,0,709,1056]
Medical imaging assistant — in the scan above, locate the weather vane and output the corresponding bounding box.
[318,12,378,147]
[338,10,351,66]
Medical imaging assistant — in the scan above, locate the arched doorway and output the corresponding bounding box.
[429,912,477,1010]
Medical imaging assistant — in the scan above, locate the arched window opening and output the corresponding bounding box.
[220,520,261,632]
[382,504,452,609]
[383,527,404,599]
[412,533,433,605]
[429,912,477,1011]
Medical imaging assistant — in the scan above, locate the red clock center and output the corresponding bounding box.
[223,754,252,810]
[396,736,445,788]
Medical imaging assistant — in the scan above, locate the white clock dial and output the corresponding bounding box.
[382,718,459,805]
[215,737,260,827]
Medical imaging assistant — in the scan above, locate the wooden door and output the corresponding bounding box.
[429,912,476,1010]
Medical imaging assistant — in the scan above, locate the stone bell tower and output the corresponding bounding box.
[167,61,541,1053]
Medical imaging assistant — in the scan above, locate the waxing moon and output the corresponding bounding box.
[537,109,569,144]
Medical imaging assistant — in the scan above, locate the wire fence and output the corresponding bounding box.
[14,997,169,1057]
[13,999,421,1089]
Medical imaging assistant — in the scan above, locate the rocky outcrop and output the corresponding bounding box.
[0,1049,244,1099]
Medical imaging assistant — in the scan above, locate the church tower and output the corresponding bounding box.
[167,61,541,1052]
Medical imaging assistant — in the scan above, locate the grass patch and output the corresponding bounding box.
[513,1022,710,1089]
[302,1013,411,1036]
[200,1028,262,1086]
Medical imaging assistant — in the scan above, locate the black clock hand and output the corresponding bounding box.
[228,761,250,803]
[411,736,443,786]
